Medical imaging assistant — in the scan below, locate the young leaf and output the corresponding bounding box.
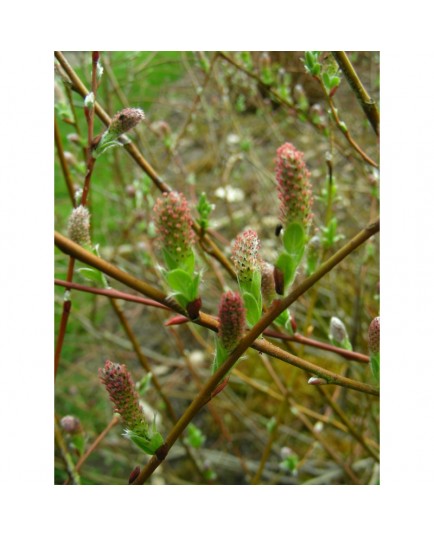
[275,252,296,293]
[242,291,261,326]
[127,429,164,455]
[282,222,306,262]
[163,248,195,274]
[274,309,294,334]
[322,71,331,90]
[187,424,206,448]
[71,434,86,457]
[212,337,229,375]
[370,352,380,383]
[196,192,214,231]
[77,267,107,287]
[164,269,198,302]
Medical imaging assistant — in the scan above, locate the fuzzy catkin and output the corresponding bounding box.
[108,108,145,137]
[231,229,261,284]
[218,291,246,352]
[275,142,313,229]
[98,361,147,436]
[153,191,195,264]
[67,205,91,246]
[368,317,380,354]
[330,316,348,344]
[260,261,276,305]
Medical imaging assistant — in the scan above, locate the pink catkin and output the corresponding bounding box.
[275,142,313,228]
[153,191,195,264]
[98,360,147,436]
[231,229,261,283]
[218,291,246,352]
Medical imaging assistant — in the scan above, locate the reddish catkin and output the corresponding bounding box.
[153,191,196,264]
[218,291,246,352]
[98,361,148,436]
[231,229,261,284]
[275,142,313,229]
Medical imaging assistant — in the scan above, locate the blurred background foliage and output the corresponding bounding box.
[55,51,379,484]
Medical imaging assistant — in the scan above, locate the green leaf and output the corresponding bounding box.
[282,222,306,262]
[77,267,107,287]
[321,217,344,248]
[275,309,290,328]
[164,268,198,302]
[162,248,195,274]
[243,291,261,326]
[312,64,321,76]
[305,52,321,76]
[186,424,206,449]
[165,269,193,293]
[212,337,229,375]
[267,416,277,433]
[199,56,210,73]
[240,138,252,152]
[274,309,293,334]
[196,192,214,230]
[92,138,123,158]
[279,453,299,474]
[238,269,262,301]
[170,293,188,308]
[285,312,294,334]
[305,51,314,69]
[329,75,340,89]
[275,252,296,292]
[162,249,177,271]
[339,121,348,133]
[251,270,262,300]
[192,272,201,297]
[261,68,274,85]
[370,352,380,383]
[204,468,217,481]
[239,51,253,70]
[71,434,85,457]
[127,430,164,455]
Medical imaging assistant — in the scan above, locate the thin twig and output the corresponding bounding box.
[54,279,170,310]
[72,415,120,478]
[54,116,76,207]
[317,75,378,168]
[332,51,379,136]
[54,52,100,377]
[264,330,369,363]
